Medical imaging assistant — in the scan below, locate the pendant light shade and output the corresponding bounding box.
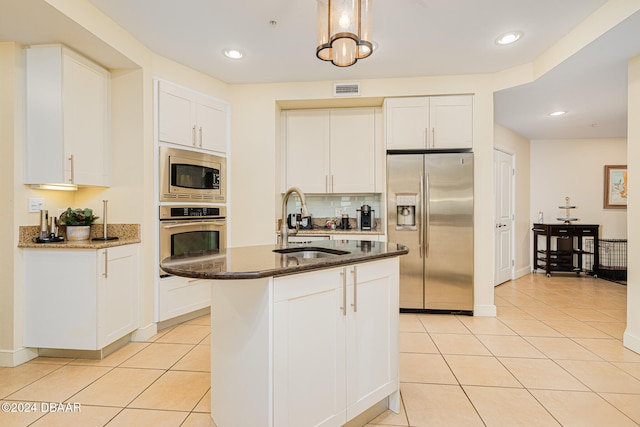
[316,0,373,67]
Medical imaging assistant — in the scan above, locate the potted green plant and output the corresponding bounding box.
[59,208,99,241]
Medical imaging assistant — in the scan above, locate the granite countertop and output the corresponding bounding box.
[18,224,141,249]
[160,239,408,280]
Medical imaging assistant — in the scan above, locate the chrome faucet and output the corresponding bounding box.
[280,187,310,247]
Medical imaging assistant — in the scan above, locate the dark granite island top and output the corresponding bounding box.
[160,239,409,280]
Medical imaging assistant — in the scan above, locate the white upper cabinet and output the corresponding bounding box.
[25,45,110,187]
[283,107,379,194]
[385,95,473,150]
[158,80,228,153]
[330,108,376,193]
[284,109,330,193]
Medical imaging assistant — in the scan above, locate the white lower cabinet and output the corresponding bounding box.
[157,275,211,322]
[24,244,140,350]
[273,258,400,426]
[210,258,399,427]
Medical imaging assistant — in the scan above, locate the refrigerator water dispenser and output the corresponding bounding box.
[396,194,416,227]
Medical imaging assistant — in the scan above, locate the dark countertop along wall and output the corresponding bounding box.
[18,224,141,249]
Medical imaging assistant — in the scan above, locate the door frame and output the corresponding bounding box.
[494,147,516,285]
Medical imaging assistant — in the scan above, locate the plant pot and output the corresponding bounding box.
[66,225,91,241]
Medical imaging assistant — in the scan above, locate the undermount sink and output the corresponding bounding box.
[273,247,349,259]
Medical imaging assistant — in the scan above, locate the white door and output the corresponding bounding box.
[273,268,346,427]
[196,97,227,153]
[330,108,375,193]
[284,110,330,193]
[384,97,429,149]
[494,149,514,285]
[346,259,399,419]
[158,82,195,147]
[429,96,473,149]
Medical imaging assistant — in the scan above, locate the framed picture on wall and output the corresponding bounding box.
[604,165,627,209]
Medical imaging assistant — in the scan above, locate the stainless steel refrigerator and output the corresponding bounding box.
[387,151,474,313]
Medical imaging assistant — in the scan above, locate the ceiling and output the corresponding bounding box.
[2,0,639,140]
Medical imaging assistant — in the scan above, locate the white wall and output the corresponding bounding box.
[624,54,640,354]
[530,138,627,238]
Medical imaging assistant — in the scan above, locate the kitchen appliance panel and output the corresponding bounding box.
[387,155,424,309]
[423,153,474,311]
[159,205,226,277]
[387,152,474,313]
[160,146,226,203]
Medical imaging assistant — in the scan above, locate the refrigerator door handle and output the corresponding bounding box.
[419,173,424,258]
[425,172,431,258]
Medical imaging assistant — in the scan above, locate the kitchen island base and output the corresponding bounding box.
[210,257,400,427]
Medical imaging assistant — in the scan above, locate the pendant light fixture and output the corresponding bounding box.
[316,0,373,67]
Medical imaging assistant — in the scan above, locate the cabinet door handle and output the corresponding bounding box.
[331,175,334,192]
[68,155,74,183]
[424,128,428,148]
[192,125,197,146]
[199,126,203,147]
[340,269,346,316]
[351,267,357,312]
[432,128,435,148]
[103,249,108,278]
[326,175,329,193]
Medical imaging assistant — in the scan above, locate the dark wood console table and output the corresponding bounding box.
[532,224,599,277]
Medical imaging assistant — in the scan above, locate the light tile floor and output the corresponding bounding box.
[0,273,637,426]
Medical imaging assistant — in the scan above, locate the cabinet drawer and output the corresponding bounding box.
[549,226,573,235]
[574,226,598,235]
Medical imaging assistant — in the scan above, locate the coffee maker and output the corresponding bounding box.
[358,204,375,230]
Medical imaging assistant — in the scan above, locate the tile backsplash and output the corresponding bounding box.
[286,194,382,220]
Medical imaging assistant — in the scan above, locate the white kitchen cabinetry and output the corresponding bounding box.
[158,80,228,153]
[24,244,140,351]
[157,275,211,322]
[385,95,473,150]
[283,108,378,193]
[25,44,110,187]
[273,258,399,426]
[210,258,398,427]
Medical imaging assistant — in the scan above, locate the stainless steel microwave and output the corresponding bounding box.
[159,146,226,203]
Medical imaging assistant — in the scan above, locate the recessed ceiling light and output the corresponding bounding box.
[223,49,244,60]
[548,111,567,117]
[495,31,523,45]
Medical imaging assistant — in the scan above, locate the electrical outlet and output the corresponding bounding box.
[335,207,343,216]
[28,198,45,213]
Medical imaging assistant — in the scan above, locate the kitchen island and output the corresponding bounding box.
[161,240,408,427]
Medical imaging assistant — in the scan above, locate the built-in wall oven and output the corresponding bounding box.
[159,205,226,277]
[159,146,226,203]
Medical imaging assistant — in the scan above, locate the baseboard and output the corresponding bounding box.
[131,322,158,342]
[157,307,211,331]
[0,347,39,367]
[473,304,497,317]
[515,266,531,279]
[623,330,640,355]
